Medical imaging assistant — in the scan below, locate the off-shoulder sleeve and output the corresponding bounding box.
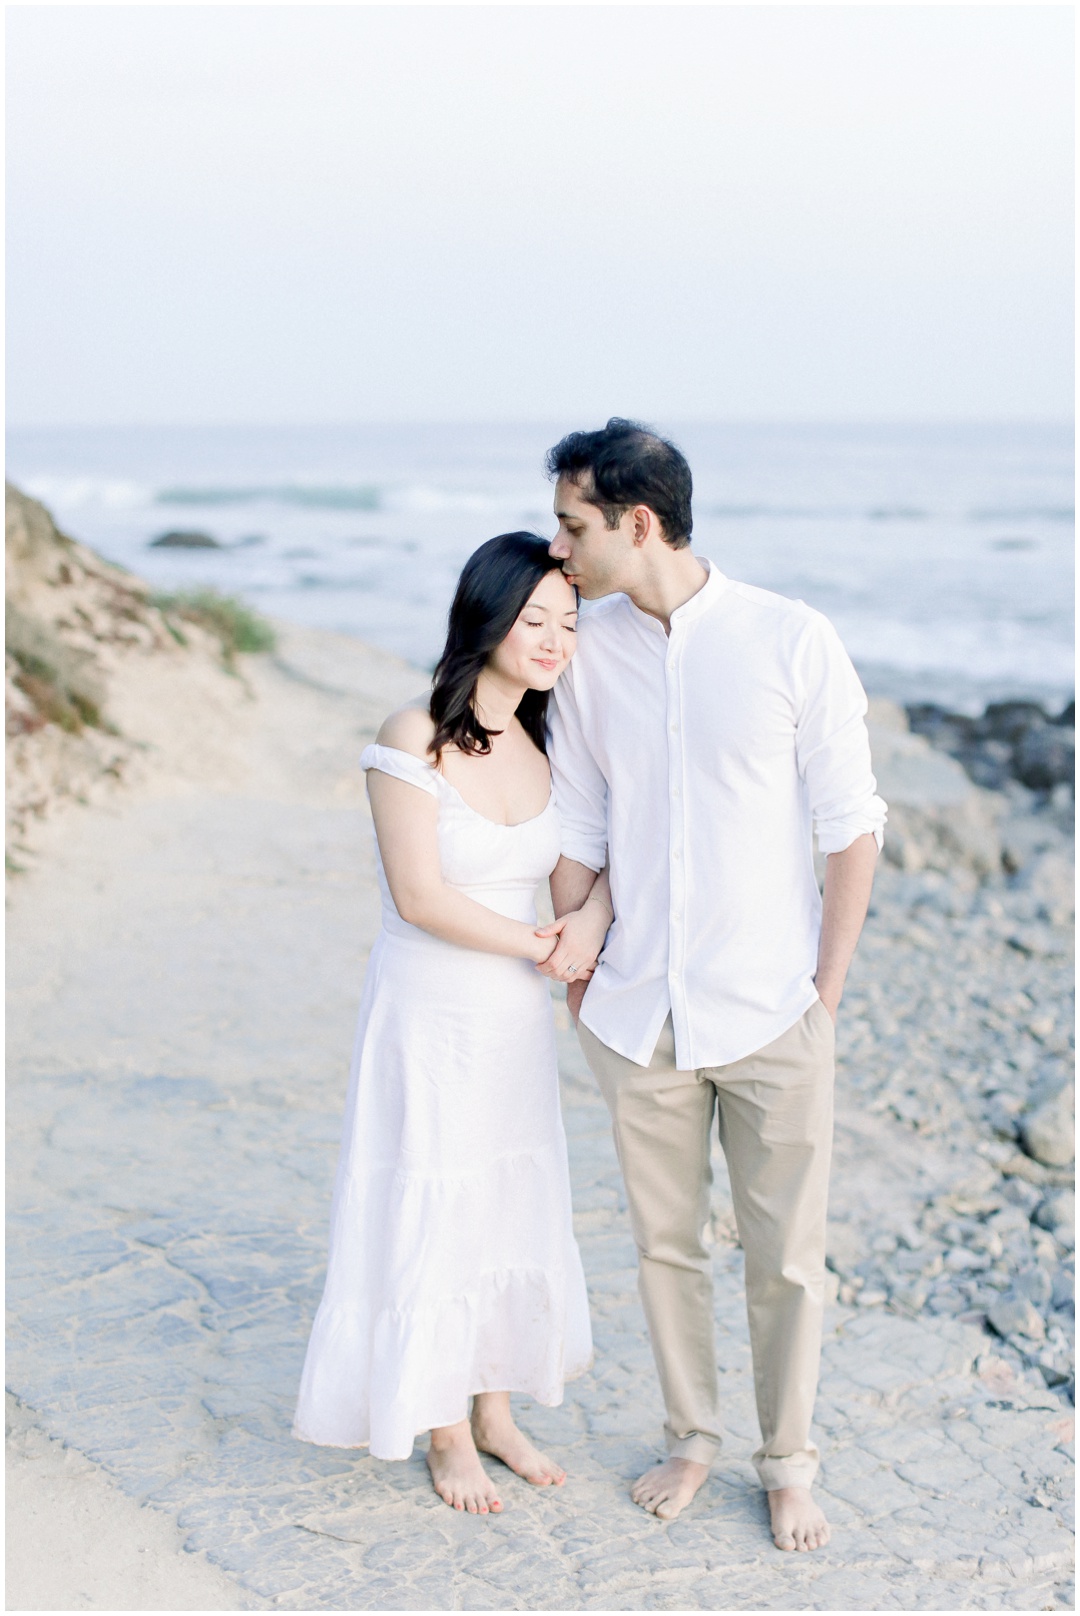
[360,743,440,796]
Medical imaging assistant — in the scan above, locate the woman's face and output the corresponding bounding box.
[488,569,578,690]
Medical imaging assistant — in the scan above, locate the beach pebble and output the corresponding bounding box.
[1037,1353,1073,1389]
[1035,1189,1075,1235]
[1051,1269,1074,1313]
[1018,850,1075,926]
[890,1280,930,1314]
[986,1094,1022,1139]
[1020,1081,1075,1167]
[1015,1266,1054,1309]
[988,1294,1047,1342]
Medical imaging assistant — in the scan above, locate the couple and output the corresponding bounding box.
[294,420,886,1553]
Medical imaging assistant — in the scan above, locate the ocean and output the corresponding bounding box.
[7,420,1073,715]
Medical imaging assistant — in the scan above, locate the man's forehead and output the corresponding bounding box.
[554,473,597,515]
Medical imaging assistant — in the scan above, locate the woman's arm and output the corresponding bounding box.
[368,770,556,963]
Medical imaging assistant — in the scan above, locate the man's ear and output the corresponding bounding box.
[631,504,653,547]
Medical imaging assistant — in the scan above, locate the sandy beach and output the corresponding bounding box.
[6,489,1074,1610]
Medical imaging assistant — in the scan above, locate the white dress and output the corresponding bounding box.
[293,743,592,1459]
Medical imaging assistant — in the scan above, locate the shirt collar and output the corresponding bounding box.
[625,556,728,635]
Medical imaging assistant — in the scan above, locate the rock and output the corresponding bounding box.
[1016,849,1074,925]
[980,701,1052,746]
[1014,722,1075,793]
[1015,1266,1054,1309]
[150,531,221,549]
[988,1293,1046,1342]
[869,723,1003,877]
[960,740,1013,792]
[999,811,1069,873]
[945,1246,988,1273]
[1020,1082,1075,1168]
[1051,1269,1074,1312]
[1038,1355,1073,1388]
[985,1093,1022,1139]
[1006,923,1069,959]
[905,695,1076,801]
[890,1279,929,1314]
[1035,1189,1075,1234]
[906,703,978,753]
[865,697,910,732]
[990,1203,1038,1237]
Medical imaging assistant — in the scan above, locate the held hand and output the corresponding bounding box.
[535,908,605,983]
[530,931,560,966]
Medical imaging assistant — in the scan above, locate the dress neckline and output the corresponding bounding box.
[374,743,554,830]
[440,773,554,830]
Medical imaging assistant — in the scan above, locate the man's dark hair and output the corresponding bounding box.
[545,418,693,548]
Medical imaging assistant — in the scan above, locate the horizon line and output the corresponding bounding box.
[7,415,1075,434]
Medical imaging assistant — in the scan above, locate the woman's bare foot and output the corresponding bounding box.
[630,1457,710,1520]
[768,1486,830,1551]
[426,1420,503,1514]
[470,1392,566,1486]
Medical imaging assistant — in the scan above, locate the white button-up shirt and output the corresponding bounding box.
[548,561,887,1069]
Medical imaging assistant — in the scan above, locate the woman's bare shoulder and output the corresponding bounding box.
[375,702,436,759]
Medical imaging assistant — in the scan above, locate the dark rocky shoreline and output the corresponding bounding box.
[907,698,1075,797]
[820,694,1076,1405]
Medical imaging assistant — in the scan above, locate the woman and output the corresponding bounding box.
[294,532,612,1515]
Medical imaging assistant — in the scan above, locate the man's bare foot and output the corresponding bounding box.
[426,1420,503,1514]
[630,1457,710,1520]
[768,1486,830,1551]
[470,1395,566,1486]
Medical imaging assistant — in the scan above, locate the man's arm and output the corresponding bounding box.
[547,856,604,1022]
[815,832,878,1021]
[549,854,601,919]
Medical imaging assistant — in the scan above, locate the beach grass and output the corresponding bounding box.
[151,588,277,668]
[6,602,107,733]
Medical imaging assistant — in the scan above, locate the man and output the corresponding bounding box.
[539,419,886,1552]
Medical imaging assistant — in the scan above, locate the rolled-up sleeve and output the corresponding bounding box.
[548,668,609,872]
[794,614,888,854]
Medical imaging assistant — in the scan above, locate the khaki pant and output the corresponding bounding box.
[578,1001,834,1491]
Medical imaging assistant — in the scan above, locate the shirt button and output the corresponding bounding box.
[672,785,680,797]
[670,722,678,734]
[671,968,680,979]
[673,849,682,860]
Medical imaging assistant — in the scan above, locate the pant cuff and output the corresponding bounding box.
[665,1430,723,1466]
[753,1453,819,1492]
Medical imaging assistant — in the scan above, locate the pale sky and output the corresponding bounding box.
[7,4,1074,425]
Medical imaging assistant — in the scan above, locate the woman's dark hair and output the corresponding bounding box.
[546,416,693,548]
[429,531,569,761]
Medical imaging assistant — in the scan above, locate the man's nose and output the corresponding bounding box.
[549,532,571,560]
